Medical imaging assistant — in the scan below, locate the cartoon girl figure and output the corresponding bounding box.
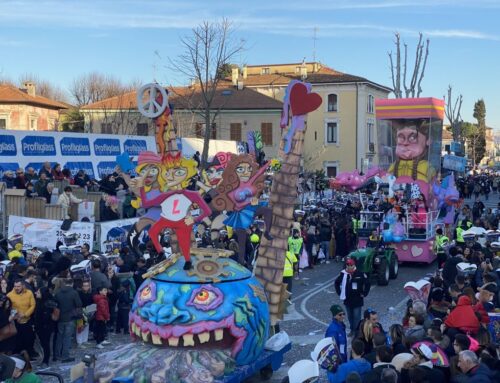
[146,154,211,270]
[212,154,273,265]
[126,151,163,253]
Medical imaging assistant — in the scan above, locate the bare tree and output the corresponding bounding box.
[168,19,244,167]
[388,32,430,98]
[70,72,138,107]
[444,85,463,142]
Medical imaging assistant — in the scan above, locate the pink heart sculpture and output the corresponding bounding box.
[289,83,322,116]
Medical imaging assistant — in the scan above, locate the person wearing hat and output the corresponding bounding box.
[326,305,347,362]
[335,258,370,336]
[401,343,445,383]
[473,282,497,326]
[5,355,41,383]
[285,359,319,383]
[433,228,449,268]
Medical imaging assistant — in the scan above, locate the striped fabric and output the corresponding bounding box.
[375,97,445,120]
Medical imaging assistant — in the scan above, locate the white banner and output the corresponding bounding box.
[8,215,94,251]
[99,217,138,251]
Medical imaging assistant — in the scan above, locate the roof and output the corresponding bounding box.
[0,84,69,109]
[81,86,283,111]
[223,64,391,91]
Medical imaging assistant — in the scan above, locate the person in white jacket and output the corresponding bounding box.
[57,186,83,219]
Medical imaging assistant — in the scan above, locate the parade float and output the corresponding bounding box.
[354,98,446,263]
[71,80,320,382]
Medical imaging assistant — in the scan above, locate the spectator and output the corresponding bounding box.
[61,168,74,184]
[34,286,57,367]
[76,280,93,347]
[456,350,493,382]
[401,343,445,383]
[2,171,15,188]
[24,167,37,183]
[25,182,36,198]
[34,173,50,202]
[54,278,82,362]
[74,170,91,189]
[364,333,388,366]
[7,280,36,357]
[134,258,147,289]
[389,324,408,355]
[13,169,27,189]
[100,194,120,222]
[51,164,65,181]
[450,333,471,378]
[90,260,111,293]
[326,304,348,362]
[0,295,16,353]
[38,161,53,179]
[5,355,42,383]
[56,186,83,219]
[115,280,132,334]
[0,278,8,294]
[93,286,110,349]
[473,282,496,326]
[362,345,399,383]
[335,258,370,336]
[443,246,462,287]
[405,314,426,341]
[327,339,371,383]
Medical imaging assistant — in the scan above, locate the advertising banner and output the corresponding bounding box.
[99,217,139,251]
[0,130,156,179]
[8,215,94,251]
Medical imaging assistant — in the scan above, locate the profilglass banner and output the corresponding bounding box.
[0,130,156,179]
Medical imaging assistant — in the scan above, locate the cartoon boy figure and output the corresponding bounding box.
[388,119,436,183]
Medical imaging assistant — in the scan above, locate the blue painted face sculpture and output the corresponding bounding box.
[129,256,270,366]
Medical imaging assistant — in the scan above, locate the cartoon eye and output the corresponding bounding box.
[187,285,223,311]
[141,286,152,300]
[138,282,156,307]
[175,168,187,177]
[194,289,216,305]
[236,166,245,174]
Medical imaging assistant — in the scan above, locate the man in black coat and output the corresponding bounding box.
[362,345,400,383]
[335,258,370,336]
[442,246,463,288]
[401,344,445,383]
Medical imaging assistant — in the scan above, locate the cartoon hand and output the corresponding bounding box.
[251,197,259,205]
[130,177,145,189]
[184,216,194,226]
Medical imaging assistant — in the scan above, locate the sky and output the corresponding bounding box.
[1,0,499,129]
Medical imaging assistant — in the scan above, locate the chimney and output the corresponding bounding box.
[231,67,239,86]
[242,65,247,79]
[23,82,36,97]
[300,63,308,80]
[313,62,320,73]
[237,79,244,91]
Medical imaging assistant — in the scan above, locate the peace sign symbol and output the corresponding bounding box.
[137,83,168,118]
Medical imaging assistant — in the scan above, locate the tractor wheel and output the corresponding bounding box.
[377,259,390,286]
[389,253,399,279]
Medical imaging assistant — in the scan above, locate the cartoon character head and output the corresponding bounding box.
[129,258,270,366]
[212,154,265,212]
[161,154,197,190]
[394,119,430,161]
[136,151,163,189]
[203,152,231,187]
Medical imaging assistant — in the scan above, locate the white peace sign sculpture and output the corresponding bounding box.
[137,83,168,118]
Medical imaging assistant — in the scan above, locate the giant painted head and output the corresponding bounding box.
[129,255,269,365]
[394,119,430,161]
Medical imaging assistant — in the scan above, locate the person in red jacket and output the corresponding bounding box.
[444,295,480,335]
[93,287,110,349]
[473,282,496,326]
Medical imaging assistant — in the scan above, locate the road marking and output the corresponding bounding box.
[289,334,324,345]
[299,282,333,327]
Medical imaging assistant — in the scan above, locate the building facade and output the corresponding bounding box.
[226,62,391,175]
[81,86,283,158]
[0,82,68,131]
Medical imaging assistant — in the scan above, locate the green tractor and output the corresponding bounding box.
[348,246,399,286]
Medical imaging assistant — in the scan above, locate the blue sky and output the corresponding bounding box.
[1,0,499,129]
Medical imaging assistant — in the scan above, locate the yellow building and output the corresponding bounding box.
[224,62,391,176]
[81,86,283,158]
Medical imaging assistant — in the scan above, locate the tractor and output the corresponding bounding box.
[348,245,398,286]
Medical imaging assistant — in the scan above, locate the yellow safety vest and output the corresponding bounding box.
[283,251,298,277]
[352,218,361,233]
[456,228,465,243]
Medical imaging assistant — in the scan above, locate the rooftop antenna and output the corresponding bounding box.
[312,27,318,62]
[153,50,162,83]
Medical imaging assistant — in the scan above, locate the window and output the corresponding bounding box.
[230,123,242,141]
[367,94,375,114]
[29,117,37,131]
[194,123,216,139]
[261,123,273,146]
[101,123,112,134]
[327,94,338,112]
[367,121,375,145]
[326,121,338,144]
[261,67,270,75]
[136,123,149,136]
[326,166,337,178]
[195,123,203,138]
[0,119,6,129]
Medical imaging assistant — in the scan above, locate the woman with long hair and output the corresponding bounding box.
[389,324,409,355]
[0,295,16,354]
[212,154,273,265]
